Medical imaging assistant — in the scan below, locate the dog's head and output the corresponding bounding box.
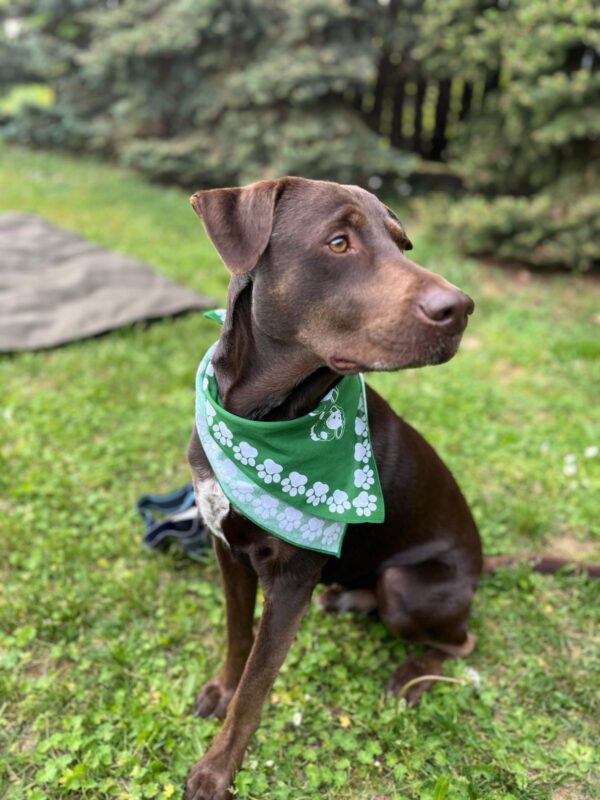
[191,177,473,374]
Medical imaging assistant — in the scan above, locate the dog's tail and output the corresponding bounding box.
[483,555,600,578]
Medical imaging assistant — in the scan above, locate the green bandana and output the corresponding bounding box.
[196,311,384,556]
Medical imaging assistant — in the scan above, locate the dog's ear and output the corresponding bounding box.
[384,204,413,251]
[190,179,284,275]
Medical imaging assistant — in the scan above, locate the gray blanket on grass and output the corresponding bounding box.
[0,212,211,352]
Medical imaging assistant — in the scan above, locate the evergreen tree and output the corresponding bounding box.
[1,0,412,186]
[416,0,600,270]
[2,0,597,268]
[0,0,100,149]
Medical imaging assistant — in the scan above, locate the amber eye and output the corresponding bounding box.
[328,235,349,254]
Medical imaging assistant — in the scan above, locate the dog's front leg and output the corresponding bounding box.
[194,538,258,719]
[184,547,326,800]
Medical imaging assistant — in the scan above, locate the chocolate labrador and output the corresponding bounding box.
[184,177,480,799]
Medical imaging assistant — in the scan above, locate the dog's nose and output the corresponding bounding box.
[418,288,474,326]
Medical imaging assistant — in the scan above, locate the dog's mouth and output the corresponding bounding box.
[329,356,366,375]
[331,329,466,375]
[394,331,465,370]
[421,332,464,365]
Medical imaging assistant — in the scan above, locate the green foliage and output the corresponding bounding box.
[0,1,598,259]
[418,177,600,272]
[0,83,53,114]
[415,0,600,270]
[0,0,412,186]
[1,145,599,799]
[1,102,91,149]
[121,104,409,188]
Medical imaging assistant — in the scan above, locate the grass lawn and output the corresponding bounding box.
[0,144,598,800]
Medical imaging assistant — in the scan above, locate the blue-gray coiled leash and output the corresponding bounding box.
[137,483,210,560]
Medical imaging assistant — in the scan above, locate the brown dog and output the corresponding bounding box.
[185,177,480,800]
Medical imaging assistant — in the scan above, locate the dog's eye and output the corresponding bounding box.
[328,236,349,254]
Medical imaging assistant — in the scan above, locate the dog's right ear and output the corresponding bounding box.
[190,179,285,275]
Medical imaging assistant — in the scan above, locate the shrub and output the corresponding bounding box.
[1,0,597,270]
[420,181,600,272]
[415,0,599,270]
[0,0,413,186]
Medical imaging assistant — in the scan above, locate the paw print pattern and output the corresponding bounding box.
[327,490,351,514]
[232,481,254,504]
[203,360,215,390]
[306,481,329,506]
[205,399,216,427]
[301,518,325,541]
[198,365,378,544]
[352,491,377,517]
[220,458,237,480]
[202,434,219,460]
[277,507,303,532]
[212,420,233,448]
[354,416,367,437]
[257,458,283,484]
[354,466,374,490]
[354,441,372,464]
[233,441,258,466]
[281,471,307,496]
[322,523,340,546]
[253,494,279,519]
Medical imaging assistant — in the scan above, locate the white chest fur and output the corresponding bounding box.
[194,477,231,547]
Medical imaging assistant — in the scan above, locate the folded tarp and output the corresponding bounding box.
[0,212,212,352]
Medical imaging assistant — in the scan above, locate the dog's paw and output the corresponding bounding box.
[193,678,235,719]
[315,584,345,612]
[183,760,232,800]
[385,652,445,706]
[315,584,377,615]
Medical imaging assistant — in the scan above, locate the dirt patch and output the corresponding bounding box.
[491,358,526,384]
[552,788,594,800]
[545,534,599,562]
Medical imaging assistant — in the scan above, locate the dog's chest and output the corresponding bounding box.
[194,477,231,546]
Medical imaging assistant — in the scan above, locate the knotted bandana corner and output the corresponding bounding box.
[196,311,385,556]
